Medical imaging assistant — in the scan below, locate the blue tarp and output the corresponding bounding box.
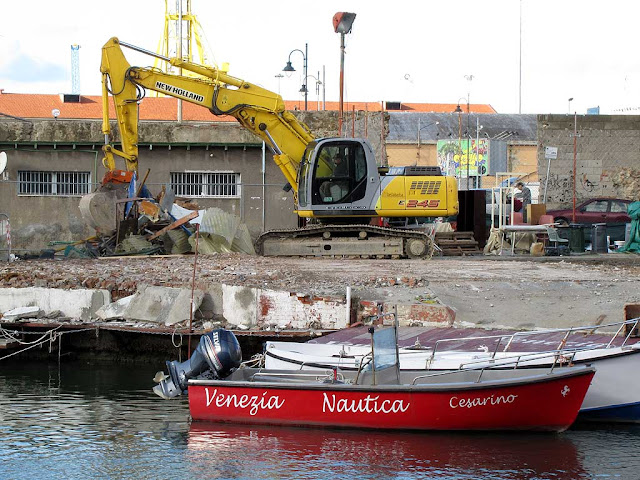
[124,172,153,217]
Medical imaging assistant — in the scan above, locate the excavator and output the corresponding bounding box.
[92,37,459,258]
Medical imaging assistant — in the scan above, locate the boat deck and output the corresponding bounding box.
[312,325,640,352]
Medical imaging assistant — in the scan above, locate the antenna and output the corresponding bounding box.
[0,151,7,176]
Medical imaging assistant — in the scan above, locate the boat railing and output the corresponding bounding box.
[411,348,581,385]
[454,347,581,372]
[427,317,640,366]
[251,370,345,384]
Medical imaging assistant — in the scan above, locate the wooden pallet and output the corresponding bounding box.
[434,231,481,256]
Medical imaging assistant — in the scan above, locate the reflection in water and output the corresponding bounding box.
[188,423,587,480]
[2,361,640,479]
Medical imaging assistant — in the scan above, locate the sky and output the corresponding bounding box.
[1,0,639,115]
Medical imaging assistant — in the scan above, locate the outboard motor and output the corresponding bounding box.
[153,329,242,399]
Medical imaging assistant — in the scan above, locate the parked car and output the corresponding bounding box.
[546,198,631,242]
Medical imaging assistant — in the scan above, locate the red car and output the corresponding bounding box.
[547,198,631,241]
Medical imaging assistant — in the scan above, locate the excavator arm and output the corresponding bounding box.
[100,37,314,191]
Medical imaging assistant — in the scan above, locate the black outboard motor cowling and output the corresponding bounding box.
[153,329,242,399]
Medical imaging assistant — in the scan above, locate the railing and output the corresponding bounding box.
[411,348,581,385]
[427,317,640,367]
[250,370,345,383]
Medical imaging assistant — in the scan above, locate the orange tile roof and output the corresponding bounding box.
[0,91,495,121]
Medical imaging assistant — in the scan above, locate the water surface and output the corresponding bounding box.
[1,361,639,479]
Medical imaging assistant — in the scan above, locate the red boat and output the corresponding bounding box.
[187,367,593,432]
[153,327,594,432]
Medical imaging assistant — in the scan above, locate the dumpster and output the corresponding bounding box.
[591,223,608,253]
[568,224,586,253]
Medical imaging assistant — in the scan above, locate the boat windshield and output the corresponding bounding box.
[372,326,399,371]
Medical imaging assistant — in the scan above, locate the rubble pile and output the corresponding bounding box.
[66,182,256,260]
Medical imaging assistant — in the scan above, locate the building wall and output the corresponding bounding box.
[537,114,640,208]
[387,143,437,167]
[0,112,386,252]
[0,143,298,252]
[386,142,538,189]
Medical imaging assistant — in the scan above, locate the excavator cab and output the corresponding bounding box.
[297,138,379,219]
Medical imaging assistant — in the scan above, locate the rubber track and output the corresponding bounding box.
[255,224,434,259]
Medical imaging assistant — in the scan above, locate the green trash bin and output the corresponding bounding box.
[568,224,586,253]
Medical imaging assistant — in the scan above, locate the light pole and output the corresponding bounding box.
[302,73,324,110]
[568,97,574,114]
[283,43,308,110]
[519,0,522,114]
[476,118,483,181]
[454,98,471,188]
[464,76,473,189]
[417,118,439,165]
[333,12,356,136]
[274,73,284,94]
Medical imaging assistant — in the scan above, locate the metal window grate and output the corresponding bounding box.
[18,170,91,196]
[170,171,241,198]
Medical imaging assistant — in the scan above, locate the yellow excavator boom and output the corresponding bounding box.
[100,37,314,192]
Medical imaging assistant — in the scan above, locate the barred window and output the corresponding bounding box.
[170,171,241,198]
[18,171,91,196]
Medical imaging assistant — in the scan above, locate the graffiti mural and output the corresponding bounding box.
[437,139,488,177]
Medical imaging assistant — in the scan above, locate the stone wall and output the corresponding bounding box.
[538,114,640,207]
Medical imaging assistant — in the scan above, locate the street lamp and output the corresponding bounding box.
[302,73,324,110]
[568,97,574,114]
[454,97,471,189]
[283,43,308,110]
[333,12,356,136]
[417,118,439,164]
[274,73,284,94]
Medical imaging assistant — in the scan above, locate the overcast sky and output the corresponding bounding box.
[1,0,638,115]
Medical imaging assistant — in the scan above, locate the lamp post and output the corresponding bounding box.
[333,12,356,136]
[301,73,324,110]
[568,97,574,114]
[274,73,284,94]
[417,118,439,165]
[464,76,473,189]
[454,99,471,188]
[283,44,308,110]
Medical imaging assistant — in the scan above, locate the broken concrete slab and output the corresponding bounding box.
[2,306,41,322]
[120,285,204,326]
[0,287,110,321]
[95,295,134,321]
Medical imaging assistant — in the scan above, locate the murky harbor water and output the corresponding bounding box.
[2,361,640,480]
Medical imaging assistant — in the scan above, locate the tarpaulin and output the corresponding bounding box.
[619,201,640,253]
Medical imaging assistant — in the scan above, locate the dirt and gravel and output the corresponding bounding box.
[1,253,639,331]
